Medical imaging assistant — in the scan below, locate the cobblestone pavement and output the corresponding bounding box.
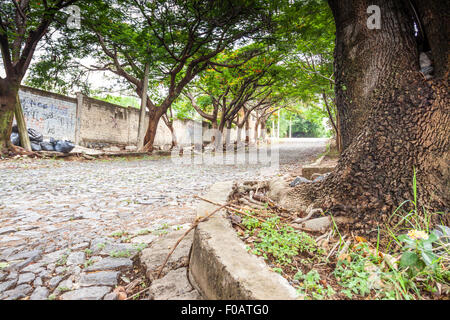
[0,138,327,300]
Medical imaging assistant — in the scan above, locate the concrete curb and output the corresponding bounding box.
[188,181,299,300]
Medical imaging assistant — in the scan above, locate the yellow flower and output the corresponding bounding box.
[407,230,429,240]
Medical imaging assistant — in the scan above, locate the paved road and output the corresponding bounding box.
[0,138,327,300]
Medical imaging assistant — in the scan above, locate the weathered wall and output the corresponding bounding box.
[17,87,256,149]
[18,86,77,141]
[77,95,146,147]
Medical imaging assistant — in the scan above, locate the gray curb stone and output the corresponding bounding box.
[189,181,299,300]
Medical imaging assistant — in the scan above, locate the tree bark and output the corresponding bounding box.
[0,79,19,154]
[254,117,260,142]
[137,63,150,151]
[14,92,32,152]
[162,112,177,150]
[211,121,218,144]
[411,0,449,79]
[284,0,449,238]
[245,117,250,144]
[330,0,418,150]
[142,111,161,152]
[225,120,232,145]
[261,121,267,140]
[237,125,243,144]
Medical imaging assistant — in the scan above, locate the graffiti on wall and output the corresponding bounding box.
[18,90,77,141]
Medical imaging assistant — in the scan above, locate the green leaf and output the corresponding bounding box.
[398,234,413,244]
[421,251,438,266]
[399,251,419,268]
[426,232,438,243]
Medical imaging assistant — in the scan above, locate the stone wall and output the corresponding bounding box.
[17,86,256,149]
[18,86,77,142]
[77,94,144,147]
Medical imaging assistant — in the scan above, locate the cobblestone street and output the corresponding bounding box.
[0,138,327,300]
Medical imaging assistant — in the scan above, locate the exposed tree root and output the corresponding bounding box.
[1,143,36,158]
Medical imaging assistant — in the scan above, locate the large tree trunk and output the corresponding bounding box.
[0,79,19,154]
[331,0,420,150]
[142,111,161,152]
[283,0,449,238]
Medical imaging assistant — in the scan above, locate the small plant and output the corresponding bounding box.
[56,254,68,266]
[84,248,93,256]
[334,259,371,298]
[152,224,170,236]
[295,270,335,300]
[97,242,106,250]
[121,235,132,243]
[47,294,57,300]
[110,250,132,258]
[133,243,147,252]
[242,214,325,265]
[383,169,450,298]
[398,230,440,275]
[84,259,94,268]
[137,229,150,235]
[272,267,283,274]
[110,230,128,238]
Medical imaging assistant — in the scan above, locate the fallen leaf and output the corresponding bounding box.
[338,253,351,262]
[113,286,127,300]
[354,236,367,243]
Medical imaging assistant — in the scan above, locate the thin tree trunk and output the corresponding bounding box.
[322,91,341,152]
[237,125,242,144]
[211,121,218,144]
[215,121,226,149]
[289,117,292,138]
[254,118,260,142]
[261,121,267,140]
[245,118,250,144]
[162,112,177,150]
[225,120,232,145]
[14,92,32,151]
[277,110,280,138]
[137,63,150,150]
